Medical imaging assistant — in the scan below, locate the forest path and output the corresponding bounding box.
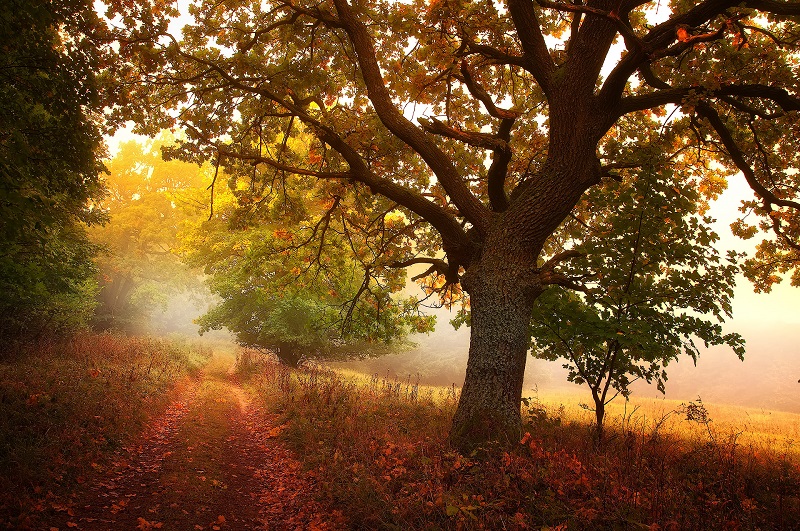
[49,353,341,531]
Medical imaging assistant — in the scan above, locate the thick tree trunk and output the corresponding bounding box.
[447,124,603,452]
[449,256,543,453]
[276,343,304,368]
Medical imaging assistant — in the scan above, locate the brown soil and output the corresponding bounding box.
[45,356,344,530]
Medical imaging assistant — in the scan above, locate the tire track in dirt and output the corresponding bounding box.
[47,356,345,530]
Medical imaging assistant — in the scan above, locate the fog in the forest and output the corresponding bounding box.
[144,290,235,349]
[329,293,800,414]
[148,178,800,415]
[155,271,800,414]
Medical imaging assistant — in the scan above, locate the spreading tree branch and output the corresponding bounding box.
[162,37,472,259]
[486,119,515,213]
[418,117,509,151]
[331,0,491,235]
[507,0,556,96]
[695,102,800,212]
[459,61,520,121]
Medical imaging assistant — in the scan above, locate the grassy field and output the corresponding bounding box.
[240,350,800,530]
[0,333,212,528]
[3,341,798,529]
[529,389,800,459]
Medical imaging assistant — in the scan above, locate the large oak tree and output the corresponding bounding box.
[105,0,800,450]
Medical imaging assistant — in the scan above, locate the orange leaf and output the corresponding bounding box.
[136,517,163,530]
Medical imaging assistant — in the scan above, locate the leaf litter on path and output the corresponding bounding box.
[46,362,346,530]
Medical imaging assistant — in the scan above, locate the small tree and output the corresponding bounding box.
[530,156,744,438]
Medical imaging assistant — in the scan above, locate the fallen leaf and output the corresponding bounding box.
[136,517,164,530]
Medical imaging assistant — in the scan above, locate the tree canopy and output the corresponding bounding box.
[104,0,800,450]
[181,135,435,366]
[90,134,210,331]
[0,0,112,339]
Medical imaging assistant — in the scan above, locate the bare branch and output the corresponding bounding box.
[742,0,800,16]
[342,267,371,334]
[237,10,303,52]
[564,0,584,57]
[600,4,753,106]
[616,83,800,118]
[388,257,452,282]
[207,153,221,221]
[695,102,800,212]
[459,61,520,120]
[486,119,514,212]
[540,249,584,272]
[418,117,509,151]
[462,40,530,69]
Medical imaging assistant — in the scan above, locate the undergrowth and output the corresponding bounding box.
[239,349,800,530]
[0,332,211,528]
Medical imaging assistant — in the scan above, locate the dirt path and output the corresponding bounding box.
[48,355,343,530]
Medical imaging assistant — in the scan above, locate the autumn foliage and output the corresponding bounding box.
[242,353,800,529]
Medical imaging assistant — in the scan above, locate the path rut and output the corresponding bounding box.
[48,356,343,530]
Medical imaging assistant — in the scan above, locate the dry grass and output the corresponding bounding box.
[528,390,800,460]
[0,332,211,528]
[239,350,800,530]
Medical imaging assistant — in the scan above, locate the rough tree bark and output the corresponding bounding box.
[451,264,543,451]
[450,153,602,452]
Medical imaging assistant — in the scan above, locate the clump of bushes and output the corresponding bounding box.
[0,333,211,527]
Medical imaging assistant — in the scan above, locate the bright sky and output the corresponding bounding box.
[707,177,800,326]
